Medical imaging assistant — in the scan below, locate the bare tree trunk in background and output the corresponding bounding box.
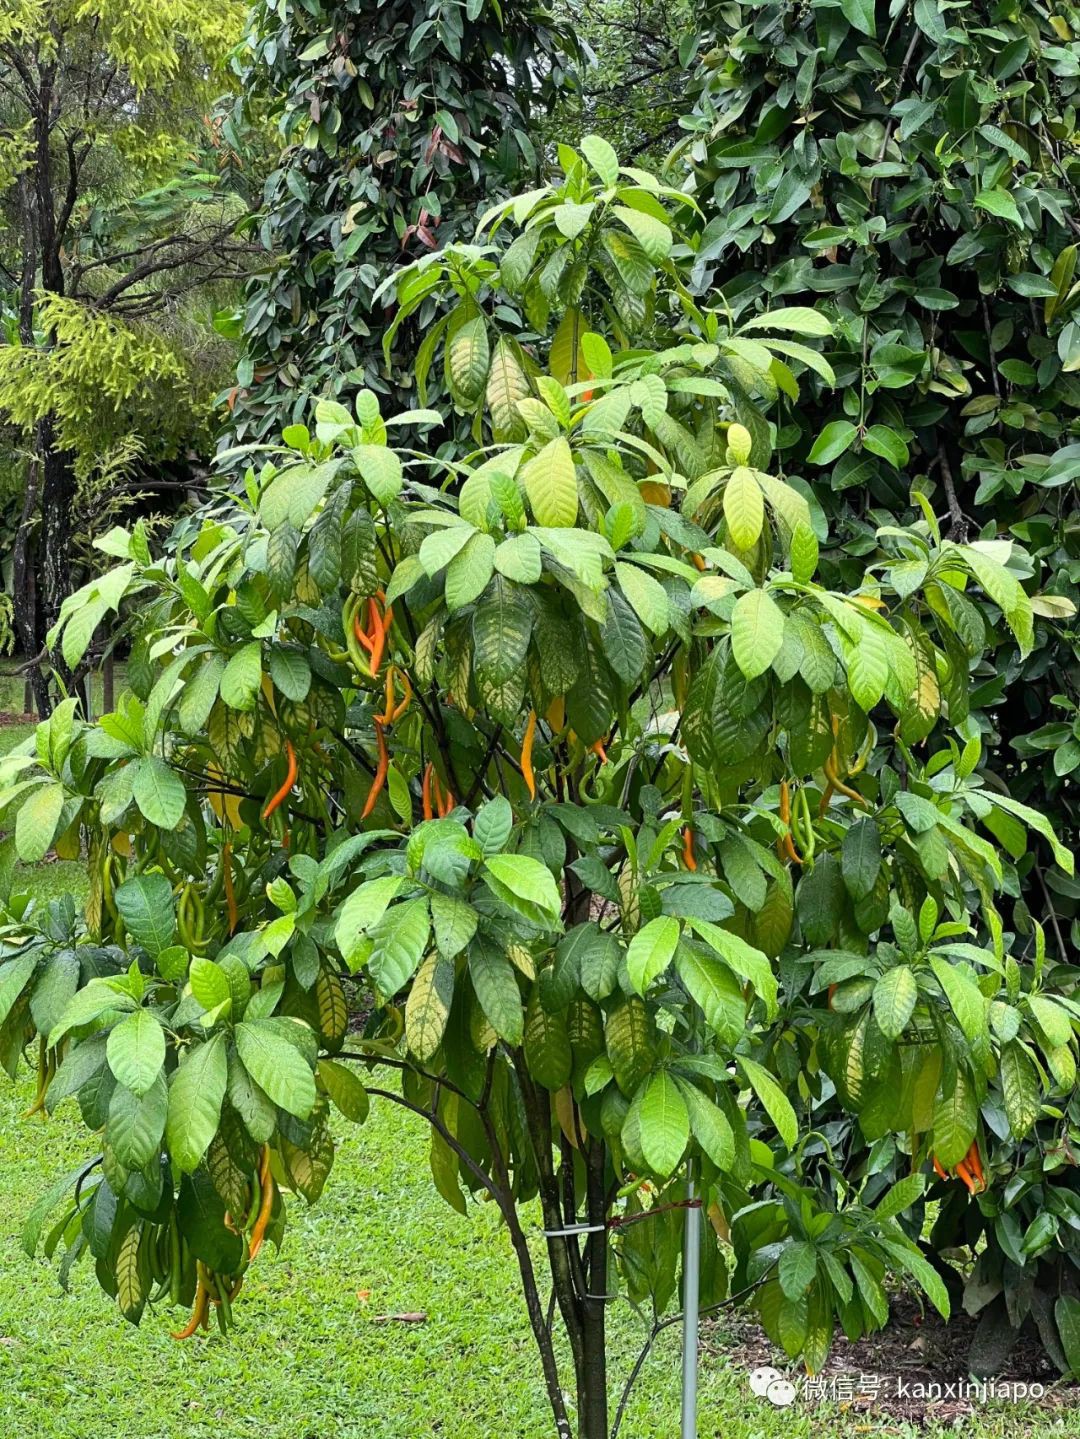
[103,651,115,711]
[11,168,51,715]
[38,415,75,643]
[12,438,50,716]
[9,59,77,716]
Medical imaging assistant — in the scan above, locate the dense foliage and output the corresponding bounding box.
[5,0,1080,1430]
[668,0,1080,1370]
[2,134,1080,1439]
[0,1,249,710]
[225,0,578,442]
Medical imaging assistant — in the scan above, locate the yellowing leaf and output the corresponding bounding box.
[522,437,578,527]
[724,466,764,549]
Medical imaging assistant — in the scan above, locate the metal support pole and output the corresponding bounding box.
[680,1163,700,1439]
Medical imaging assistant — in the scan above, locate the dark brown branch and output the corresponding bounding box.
[511,1051,587,1376]
[335,1050,471,1104]
[56,129,90,245]
[463,723,503,809]
[934,440,967,542]
[89,226,250,309]
[366,1074,576,1439]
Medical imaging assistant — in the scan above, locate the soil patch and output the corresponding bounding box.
[707,1294,1078,1426]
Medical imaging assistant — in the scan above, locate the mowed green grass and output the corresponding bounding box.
[0,1080,735,1439]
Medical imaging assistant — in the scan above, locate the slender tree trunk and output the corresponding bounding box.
[12,441,49,716]
[38,415,76,637]
[102,650,115,710]
[17,59,77,713]
[13,417,76,717]
[11,168,50,715]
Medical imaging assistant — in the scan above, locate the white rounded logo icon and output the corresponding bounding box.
[749,1366,782,1397]
[765,1378,797,1408]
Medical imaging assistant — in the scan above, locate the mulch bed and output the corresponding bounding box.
[706,1294,1078,1426]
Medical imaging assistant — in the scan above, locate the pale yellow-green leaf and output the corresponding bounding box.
[723,466,764,549]
[521,437,579,527]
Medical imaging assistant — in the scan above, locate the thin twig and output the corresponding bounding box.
[1034,861,1068,962]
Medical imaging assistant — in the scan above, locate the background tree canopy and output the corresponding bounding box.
[0,0,250,709]
[224,0,580,442]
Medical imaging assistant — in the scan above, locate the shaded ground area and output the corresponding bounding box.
[708,1292,1077,1431]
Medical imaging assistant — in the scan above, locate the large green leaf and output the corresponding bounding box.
[445,532,496,611]
[841,819,881,901]
[108,1073,167,1171]
[873,1172,926,1222]
[1000,1040,1041,1138]
[318,1058,370,1124]
[638,1070,689,1176]
[114,874,176,958]
[220,642,263,711]
[107,1010,166,1097]
[189,957,233,1018]
[468,939,524,1045]
[875,1237,950,1320]
[675,944,745,1045]
[731,588,785,680]
[523,990,572,1088]
[737,1055,797,1148]
[472,576,533,687]
[959,545,1034,657]
[0,950,37,1029]
[235,1020,316,1120]
[521,438,578,527]
[807,420,856,465]
[932,1067,978,1167]
[626,916,680,994]
[260,462,335,528]
[929,957,987,1048]
[335,876,406,958]
[839,0,875,36]
[723,466,763,548]
[15,782,64,863]
[166,1033,227,1173]
[872,966,917,1041]
[581,133,619,187]
[612,205,672,262]
[678,1079,735,1170]
[615,561,669,635]
[447,317,490,405]
[405,952,455,1062]
[686,918,778,1016]
[430,893,479,959]
[179,654,224,735]
[1056,1296,1080,1377]
[367,897,430,996]
[779,1240,818,1299]
[132,757,186,830]
[482,854,561,923]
